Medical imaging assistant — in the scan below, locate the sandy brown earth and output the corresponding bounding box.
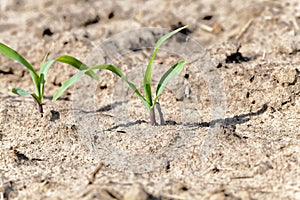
[0,0,300,199]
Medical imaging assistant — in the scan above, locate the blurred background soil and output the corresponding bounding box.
[0,0,300,199]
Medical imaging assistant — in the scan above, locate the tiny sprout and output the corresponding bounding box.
[53,26,187,125]
[0,43,98,116]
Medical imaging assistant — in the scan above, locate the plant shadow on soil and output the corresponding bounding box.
[76,101,268,132]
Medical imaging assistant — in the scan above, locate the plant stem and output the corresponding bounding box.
[149,107,157,126]
[37,103,43,117]
[156,102,165,125]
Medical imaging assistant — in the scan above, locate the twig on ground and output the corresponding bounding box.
[87,162,104,185]
[235,19,254,41]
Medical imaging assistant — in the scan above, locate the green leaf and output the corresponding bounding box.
[12,88,32,96]
[52,70,86,101]
[154,60,185,105]
[39,73,45,103]
[143,25,188,106]
[88,65,150,110]
[31,93,42,104]
[40,52,50,71]
[39,59,55,78]
[39,60,55,99]
[56,55,99,81]
[52,64,150,110]
[12,88,41,104]
[0,43,40,95]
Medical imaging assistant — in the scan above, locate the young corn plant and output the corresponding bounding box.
[0,43,98,115]
[53,26,187,125]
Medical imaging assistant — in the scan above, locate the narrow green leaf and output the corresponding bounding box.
[88,65,149,110]
[52,70,86,101]
[143,25,188,106]
[39,73,45,103]
[40,52,50,71]
[39,59,55,78]
[0,43,37,75]
[12,88,40,104]
[39,60,55,99]
[12,88,32,96]
[56,55,99,81]
[52,64,150,110]
[90,65,150,110]
[154,61,185,105]
[31,93,42,104]
[52,65,116,101]
[0,43,40,95]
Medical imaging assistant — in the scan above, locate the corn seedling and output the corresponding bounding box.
[53,26,187,125]
[0,43,98,115]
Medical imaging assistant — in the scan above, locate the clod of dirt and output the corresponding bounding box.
[82,15,100,27]
[124,184,151,200]
[100,84,108,89]
[203,15,213,20]
[225,44,250,63]
[225,51,250,63]
[50,110,60,121]
[42,28,53,37]
[108,11,114,19]
[0,68,13,75]
[14,149,29,163]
